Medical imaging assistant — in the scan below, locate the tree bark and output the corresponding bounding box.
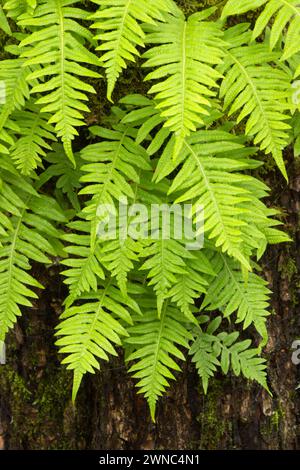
[0,0,300,452]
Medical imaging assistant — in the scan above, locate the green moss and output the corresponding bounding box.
[198,379,230,449]
[279,257,297,282]
[0,366,31,402]
[260,405,285,441]
[0,330,74,449]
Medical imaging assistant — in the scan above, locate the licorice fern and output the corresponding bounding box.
[219,24,291,178]
[143,7,224,158]
[125,294,192,421]
[56,278,140,399]
[11,102,57,174]
[222,0,300,61]
[0,0,296,421]
[18,0,101,163]
[0,158,65,340]
[190,315,269,393]
[0,56,33,154]
[90,0,177,101]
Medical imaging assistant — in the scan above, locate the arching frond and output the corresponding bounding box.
[125,295,192,421]
[18,0,101,163]
[190,316,269,393]
[0,166,66,341]
[143,8,224,157]
[220,24,291,178]
[11,103,57,175]
[222,0,300,61]
[201,251,272,344]
[79,124,151,246]
[90,0,177,101]
[164,130,262,269]
[56,279,140,400]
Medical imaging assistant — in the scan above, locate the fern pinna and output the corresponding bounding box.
[0,0,295,420]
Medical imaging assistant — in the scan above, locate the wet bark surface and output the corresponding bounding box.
[0,0,300,452]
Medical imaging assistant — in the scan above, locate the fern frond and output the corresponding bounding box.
[102,239,141,298]
[79,124,151,246]
[56,279,140,400]
[11,102,57,175]
[61,218,105,308]
[220,24,291,178]
[119,103,288,317]
[143,8,224,158]
[0,170,66,341]
[167,251,215,323]
[0,4,11,34]
[18,0,101,163]
[201,251,272,343]
[0,57,32,153]
[39,144,83,211]
[223,0,300,61]
[3,0,30,21]
[125,295,192,421]
[190,316,269,392]
[189,316,222,393]
[164,130,260,269]
[90,0,177,101]
[140,238,193,315]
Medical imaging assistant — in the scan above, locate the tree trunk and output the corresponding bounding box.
[0,0,300,452]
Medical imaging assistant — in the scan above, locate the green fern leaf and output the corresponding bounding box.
[190,316,269,392]
[222,0,300,61]
[56,279,140,400]
[140,238,193,315]
[90,0,177,101]
[143,8,224,158]
[18,0,101,163]
[0,169,66,341]
[0,5,11,34]
[125,295,192,421]
[189,316,222,393]
[11,103,57,175]
[202,251,272,343]
[220,24,291,178]
[61,219,105,308]
[80,124,151,247]
[166,130,257,269]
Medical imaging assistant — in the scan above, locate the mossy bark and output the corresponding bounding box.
[0,0,300,450]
